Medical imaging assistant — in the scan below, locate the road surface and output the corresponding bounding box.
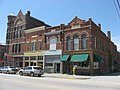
[0,73,120,90]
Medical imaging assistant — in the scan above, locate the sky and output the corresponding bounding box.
[0,0,120,51]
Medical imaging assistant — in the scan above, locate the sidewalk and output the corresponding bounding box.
[43,73,91,80]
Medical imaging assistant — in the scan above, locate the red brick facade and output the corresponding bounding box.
[6,10,50,67]
[0,44,5,66]
[5,10,120,75]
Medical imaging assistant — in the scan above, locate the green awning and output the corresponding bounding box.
[94,54,103,62]
[61,55,69,61]
[70,54,89,62]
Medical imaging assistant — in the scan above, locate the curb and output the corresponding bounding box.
[44,75,91,80]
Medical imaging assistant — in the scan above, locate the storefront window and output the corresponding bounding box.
[30,56,36,60]
[25,57,29,60]
[45,63,53,67]
[94,62,99,67]
[74,62,89,67]
[38,56,43,60]
[38,62,43,68]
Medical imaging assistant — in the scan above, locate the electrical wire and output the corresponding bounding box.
[117,0,120,10]
[113,0,120,18]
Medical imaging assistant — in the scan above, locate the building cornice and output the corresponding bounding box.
[25,26,45,33]
[44,30,61,35]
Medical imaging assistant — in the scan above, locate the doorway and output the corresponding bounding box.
[54,63,60,73]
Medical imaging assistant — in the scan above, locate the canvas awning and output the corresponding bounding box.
[60,55,70,61]
[70,54,89,62]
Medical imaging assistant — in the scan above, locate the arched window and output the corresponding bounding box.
[50,37,57,50]
[66,36,71,50]
[81,34,86,49]
[73,34,79,50]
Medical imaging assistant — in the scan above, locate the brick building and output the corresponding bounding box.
[60,17,120,75]
[43,16,120,74]
[5,10,49,67]
[44,25,63,73]
[6,10,120,75]
[23,26,47,68]
[0,44,5,66]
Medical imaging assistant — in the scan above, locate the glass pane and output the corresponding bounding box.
[66,36,71,50]
[81,34,86,49]
[73,34,79,50]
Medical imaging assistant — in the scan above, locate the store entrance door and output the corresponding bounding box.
[54,63,60,73]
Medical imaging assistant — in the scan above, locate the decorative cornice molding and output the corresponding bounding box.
[25,26,45,33]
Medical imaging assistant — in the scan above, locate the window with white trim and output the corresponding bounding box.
[31,41,36,51]
[73,34,79,50]
[49,37,57,50]
[38,40,42,50]
[66,36,71,50]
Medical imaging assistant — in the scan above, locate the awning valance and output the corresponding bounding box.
[70,54,89,62]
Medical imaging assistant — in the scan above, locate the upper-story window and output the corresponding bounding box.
[18,30,22,38]
[16,20,23,26]
[94,37,97,49]
[27,42,30,51]
[15,44,17,52]
[13,31,15,38]
[66,36,71,51]
[81,34,86,49]
[39,40,42,50]
[12,45,14,53]
[12,44,21,53]
[31,41,36,51]
[18,44,21,52]
[18,31,20,38]
[49,37,57,50]
[73,34,79,50]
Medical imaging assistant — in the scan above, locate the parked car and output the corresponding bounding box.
[19,66,44,77]
[1,66,19,74]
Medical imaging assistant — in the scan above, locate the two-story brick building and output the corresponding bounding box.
[60,17,119,75]
[23,26,47,68]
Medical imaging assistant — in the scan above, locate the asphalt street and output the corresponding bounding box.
[0,73,120,90]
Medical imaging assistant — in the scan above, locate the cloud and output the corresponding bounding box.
[112,36,120,52]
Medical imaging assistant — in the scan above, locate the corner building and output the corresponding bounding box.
[60,17,120,75]
[6,10,49,67]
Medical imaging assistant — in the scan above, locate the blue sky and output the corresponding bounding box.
[0,0,120,51]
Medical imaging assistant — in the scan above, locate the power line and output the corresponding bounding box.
[117,0,120,10]
[113,0,120,18]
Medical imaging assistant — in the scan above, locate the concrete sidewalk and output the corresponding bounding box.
[43,73,91,79]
